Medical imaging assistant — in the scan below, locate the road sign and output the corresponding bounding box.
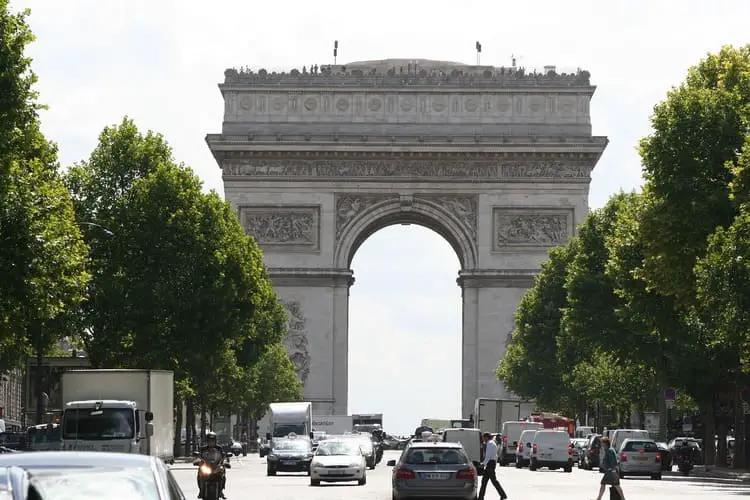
[664,388,676,401]
[666,400,675,409]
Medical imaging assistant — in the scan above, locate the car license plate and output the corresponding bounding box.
[634,456,648,462]
[282,461,297,465]
[422,473,449,480]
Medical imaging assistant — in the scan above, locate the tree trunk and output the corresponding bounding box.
[186,399,195,455]
[734,383,746,468]
[200,398,207,444]
[173,399,183,459]
[34,321,44,425]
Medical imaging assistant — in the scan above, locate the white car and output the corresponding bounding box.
[310,439,367,486]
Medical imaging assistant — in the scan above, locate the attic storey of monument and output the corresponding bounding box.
[206,58,608,418]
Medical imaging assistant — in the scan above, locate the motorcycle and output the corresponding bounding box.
[193,448,232,500]
[676,451,693,475]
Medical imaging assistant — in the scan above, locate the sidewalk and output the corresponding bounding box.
[691,465,750,481]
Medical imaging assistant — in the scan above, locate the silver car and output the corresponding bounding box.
[388,441,478,499]
[617,438,662,480]
[0,451,186,500]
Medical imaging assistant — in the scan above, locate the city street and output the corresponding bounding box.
[170,451,750,499]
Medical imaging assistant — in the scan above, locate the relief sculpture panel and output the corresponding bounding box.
[239,205,320,250]
[492,208,572,249]
[335,194,398,238]
[415,195,478,241]
[222,158,594,180]
[280,299,311,384]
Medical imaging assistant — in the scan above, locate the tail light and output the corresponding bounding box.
[518,443,524,452]
[589,448,597,455]
[568,445,573,455]
[620,453,627,462]
[655,454,661,462]
[456,467,476,480]
[395,467,416,480]
[532,443,538,454]
[503,435,508,444]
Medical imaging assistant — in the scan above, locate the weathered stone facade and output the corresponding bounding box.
[206,59,608,418]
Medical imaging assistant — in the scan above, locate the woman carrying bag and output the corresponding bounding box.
[595,437,626,500]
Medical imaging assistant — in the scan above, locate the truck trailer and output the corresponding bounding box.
[60,369,174,462]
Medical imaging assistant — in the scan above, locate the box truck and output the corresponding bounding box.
[312,415,353,435]
[60,369,174,463]
[473,398,536,434]
[266,402,313,440]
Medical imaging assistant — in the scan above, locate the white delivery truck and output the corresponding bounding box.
[266,402,313,440]
[473,398,537,434]
[312,415,353,435]
[60,369,174,463]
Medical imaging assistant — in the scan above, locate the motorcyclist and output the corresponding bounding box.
[676,439,694,465]
[196,431,227,499]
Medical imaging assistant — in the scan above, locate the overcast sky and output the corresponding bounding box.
[12,0,750,434]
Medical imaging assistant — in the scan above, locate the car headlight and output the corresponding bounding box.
[350,462,361,468]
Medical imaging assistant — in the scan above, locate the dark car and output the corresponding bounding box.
[0,451,186,500]
[266,435,314,476]
[655,442,672,470]
[579,434,601,470]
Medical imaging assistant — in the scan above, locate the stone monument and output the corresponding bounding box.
[206,59,608,418]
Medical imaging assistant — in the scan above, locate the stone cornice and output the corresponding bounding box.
[219,84,596,96]
[457,269,539,288]
[207,135,609,156]
[268,267,355,288]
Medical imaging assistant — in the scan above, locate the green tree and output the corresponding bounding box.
[246,343,303,422]
[639,45,750,307]
[497,243,577,412]
[0,2,89,386]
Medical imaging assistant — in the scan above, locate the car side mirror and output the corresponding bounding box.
[266,433,271,441]
[224,462,231,469]
[309,432,314,439]
[192,451,200,458]
[387,460,396,466]
[144,411,154,422]
[145,422,154,437]
[226,452,233,457]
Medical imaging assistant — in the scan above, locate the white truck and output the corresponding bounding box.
[60,369,174,463]
[312,415,353,435]
[473,398,537,434]
[265,402,313,440]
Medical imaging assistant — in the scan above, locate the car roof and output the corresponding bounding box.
[0,451,158,468]
[406,442,463,449]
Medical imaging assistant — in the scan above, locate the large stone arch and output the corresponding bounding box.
[207,57,608,420]
[334,196,478,270]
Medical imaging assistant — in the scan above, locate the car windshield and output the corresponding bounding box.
[62,408,135,440]
[623,441,658,452]
[29,468,159,500]
[404,448,468,465]
[273,440,310,452]
[315,441,360,456]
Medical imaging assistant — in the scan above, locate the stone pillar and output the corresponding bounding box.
[458,269,536,412]
[331,272,354,415]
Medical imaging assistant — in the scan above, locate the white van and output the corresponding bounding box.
[499,421,544,465]
[442,428,483,468]
[515,429,540,468]
[529,430,573,472]
[611,429,650,452]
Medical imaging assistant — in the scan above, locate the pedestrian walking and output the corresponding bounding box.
[478,432,508,500]
[595,436,625,500]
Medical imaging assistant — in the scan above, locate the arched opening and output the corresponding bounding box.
[347,224,462,435]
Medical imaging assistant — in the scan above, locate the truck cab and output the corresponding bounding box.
[61,400,154,454]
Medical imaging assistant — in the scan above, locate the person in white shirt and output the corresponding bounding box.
[478,432,507,500]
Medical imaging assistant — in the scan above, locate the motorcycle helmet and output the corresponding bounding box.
[206,431,217,446]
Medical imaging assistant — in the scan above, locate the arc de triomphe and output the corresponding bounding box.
[206,59,607,418]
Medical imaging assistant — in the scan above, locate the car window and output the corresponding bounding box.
[623,441,658,452]
[404,448,468,465]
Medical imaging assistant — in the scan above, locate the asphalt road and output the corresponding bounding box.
[170,450,750,499]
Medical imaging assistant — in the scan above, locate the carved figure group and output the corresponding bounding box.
[495,213,568,246]
[280,300,311,384]
[242,210,315,245]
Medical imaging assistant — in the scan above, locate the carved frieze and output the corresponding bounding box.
[222,158,594,180]
[280,299,311,384]
[416,194,478,241]
[335,194,397,238]
[493,208,572,249]
[238,205,320,250]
